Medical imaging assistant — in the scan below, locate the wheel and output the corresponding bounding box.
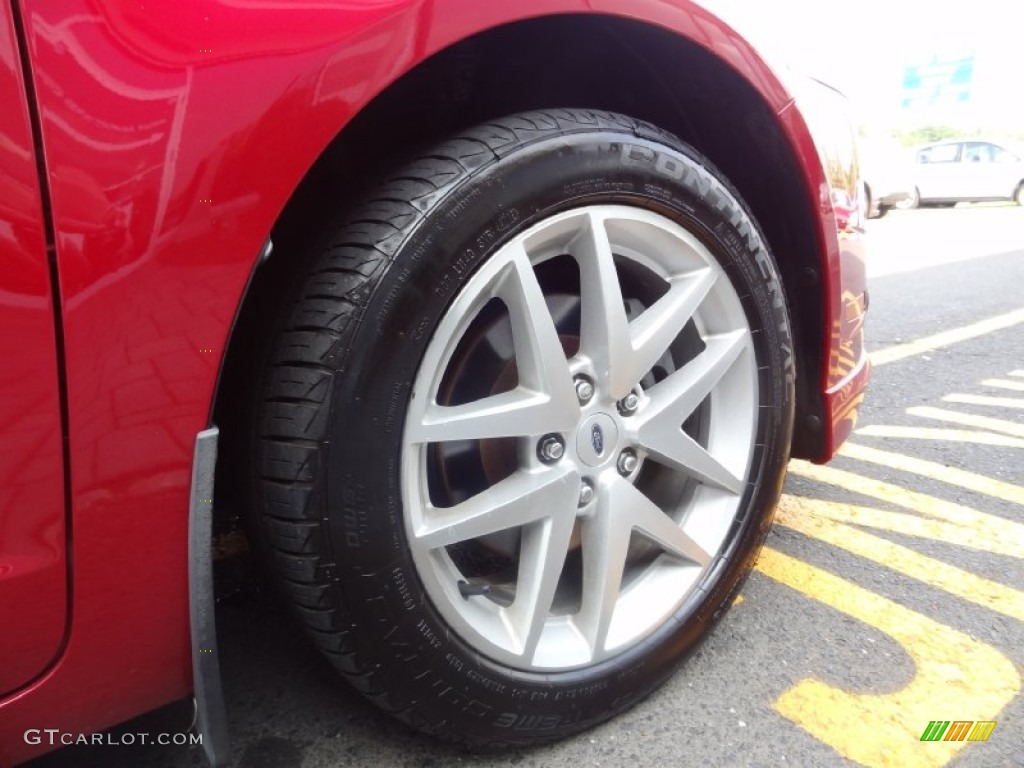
[253,109,795,746]
[864,185,880,219]
[1015,183,1024,206]
[898,186,920,210]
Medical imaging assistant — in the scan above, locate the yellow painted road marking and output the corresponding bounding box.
[792,458,1024,535]
[839,443,1024,506]
[982,378,1024,392]
[854,425,1024,449]
[777,496,1024,621]
[906,406,1024,438]
[759,547,1020,768]
[870,307,1024,366]
[786,495,1020,558]
[943,393,1024,410]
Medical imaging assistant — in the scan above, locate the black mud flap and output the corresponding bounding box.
[189,427,231,766]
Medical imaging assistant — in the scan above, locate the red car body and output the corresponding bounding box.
[0,0,868,763]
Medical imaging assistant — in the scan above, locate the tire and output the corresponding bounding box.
[1015,183,1024,206]
[898,186,920,210]
[864,185,890,220]
[252,109,795,746]
[865,188,881,219]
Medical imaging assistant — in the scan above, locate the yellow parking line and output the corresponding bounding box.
[943,393,1024,410]
[777,497,1024,620]
[906,406,1024,438]
[787,495,1020,558]
[870,307,1024,366]
[839,443,1024,506]
[854,425,1024,449]
[982,378,1024,392]
[759,547,1020,768]
[790,459,1024,541]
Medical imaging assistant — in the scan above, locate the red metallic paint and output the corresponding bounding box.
[0,0,867,762]
[0,3,68,698]
[777,91,869,453]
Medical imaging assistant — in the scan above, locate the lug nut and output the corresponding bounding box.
[617,392,639,415]
[538,435,565,463]
[574,376,595,404]
[578,480,595,507]
[617,449,638,476]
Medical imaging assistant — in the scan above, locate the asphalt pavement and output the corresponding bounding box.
[28,204,1024,768]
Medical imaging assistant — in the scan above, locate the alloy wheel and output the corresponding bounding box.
[402,205,758,671]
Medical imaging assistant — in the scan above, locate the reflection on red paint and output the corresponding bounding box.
[0,4,68,698]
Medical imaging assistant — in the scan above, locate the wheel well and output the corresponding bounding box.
[214,15,827,514]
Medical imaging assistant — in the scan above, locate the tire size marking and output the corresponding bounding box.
[416,618,442,649]
[390,566,416,612]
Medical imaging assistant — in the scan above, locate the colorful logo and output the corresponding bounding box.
[920,721,997,742]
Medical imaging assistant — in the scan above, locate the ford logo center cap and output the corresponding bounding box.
[577,413,619,467]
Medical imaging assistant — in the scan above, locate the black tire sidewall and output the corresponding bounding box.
[324,131,794,741]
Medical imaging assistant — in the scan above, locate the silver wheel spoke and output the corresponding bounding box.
[573,211,634,398]
[410,389,568,443]
[577,488,631,658]
[635,330,748,493]
[499,245,579,420]
[573,210,718,397]
[510,508,578,660]
[638,330,747,428]
[621,479,712,564]
[576,477,710,658]
[413,468,578,549]
[627,268,716,384]
[409,245,580,444]
[644,431,745,494]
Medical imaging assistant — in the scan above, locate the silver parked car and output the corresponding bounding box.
[904,139,1024,208]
